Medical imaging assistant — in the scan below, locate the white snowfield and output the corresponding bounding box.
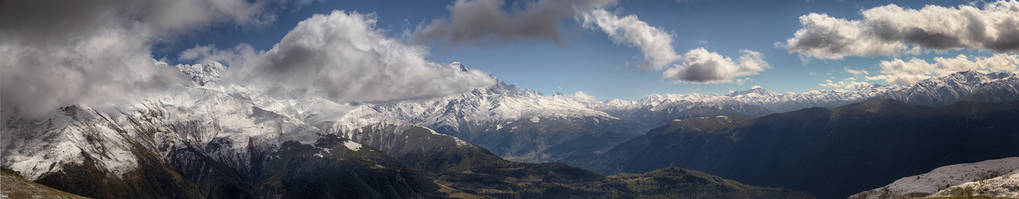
[850,157,1019,199]
[3,62,1018,182]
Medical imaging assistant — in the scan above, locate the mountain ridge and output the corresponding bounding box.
[572,98,1019,198]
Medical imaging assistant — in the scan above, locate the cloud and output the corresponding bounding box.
[0,0,275,117]
[415,0,770,83]
[784,13,908,59]
[663,48,770,83]
[579,8,771,83]
[866,53,1019,85]
[216,10,497,103]
[819,77,872,90]
[569,91,597,102]
[786,1,1019,59]
[413,0,616,46]
[179,44,259,67]
[845,68,870,76]
[580,9,681,70]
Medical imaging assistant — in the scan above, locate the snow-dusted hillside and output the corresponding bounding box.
[929,170,1019,198]
[0,81,367,180]
[850,157,1019,199]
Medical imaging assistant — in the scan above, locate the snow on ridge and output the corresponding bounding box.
[594,70,1018,113]
[339,82,619,130]
[850,157,1019,199]
[2,106,140,180]
[1,82,350,180]
[343,140,363,151]
[422,126,469,147]
[175,62,225,86]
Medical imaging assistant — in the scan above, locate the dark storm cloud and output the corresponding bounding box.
[412,0,616,46]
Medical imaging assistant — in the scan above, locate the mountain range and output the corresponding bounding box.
[3,61,1019,198]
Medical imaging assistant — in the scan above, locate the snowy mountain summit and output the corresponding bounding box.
[176,62,226,86]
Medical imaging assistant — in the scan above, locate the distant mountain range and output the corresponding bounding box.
[359,66,1019,165]
[336,64,1019,164]
[569,99,1019,198]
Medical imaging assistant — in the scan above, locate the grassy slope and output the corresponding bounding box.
[1,170,88,199]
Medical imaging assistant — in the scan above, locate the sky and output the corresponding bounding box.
[147,0,1008,100]
[3,0,1019,116]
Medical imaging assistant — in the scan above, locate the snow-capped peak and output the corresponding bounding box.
[728,86,774,97]
[449,62,470,72]
[177,62,226,86]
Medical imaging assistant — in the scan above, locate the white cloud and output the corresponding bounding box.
[663,48,770,83]
[0,0,275,117]
[819,77,872,90]
[179,44,259,68]
[845,68,870,76]
[866,53,1019,85]
[785,13,907,59]
[786,0,1019,59]
[416,1,770,84]
[219,10,497,103]
[579,8,770,83]
[580,9,681,70]
[571,91,597,102]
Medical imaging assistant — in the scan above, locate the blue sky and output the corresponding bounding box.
[152,0,994,100]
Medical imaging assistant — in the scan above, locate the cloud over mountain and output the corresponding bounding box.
[786,0,1019,59]
[197,11,497,103]
[0,0,275,117]
[867,53,1019,85]
[1,1,497,117]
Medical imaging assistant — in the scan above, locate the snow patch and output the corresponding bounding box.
[422,127,469,147]
[343,140,363,151]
